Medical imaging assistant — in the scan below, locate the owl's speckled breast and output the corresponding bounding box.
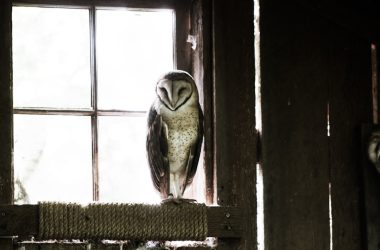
[161,106,199,173]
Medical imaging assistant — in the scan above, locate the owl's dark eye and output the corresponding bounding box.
[159,87,168,97]
[178,88,186,96]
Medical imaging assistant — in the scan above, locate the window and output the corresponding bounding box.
[12,1,188,205]
[1,0,257,248]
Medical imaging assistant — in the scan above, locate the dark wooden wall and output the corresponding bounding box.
[261,1,373,249]
[212,0,257,248]
[295,0,380,43]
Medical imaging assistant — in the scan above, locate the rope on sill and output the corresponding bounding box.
[38,202,207,241]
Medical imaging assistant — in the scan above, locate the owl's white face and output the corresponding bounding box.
[156,79,193,111]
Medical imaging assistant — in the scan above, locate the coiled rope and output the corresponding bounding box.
[38,202,207,241]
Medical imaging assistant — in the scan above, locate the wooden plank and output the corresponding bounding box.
[0,0,13,239]
[0,205,242,239]
[361,125,380,250]
[13,0,177,9]
[207,207,242,238]
[0,0,13,206]
[39,245,87,250]
[0,205,39,237]
[190,0,214,204]
[176,247,214,250]
[0,238,14,250]
[292,0,380,43]
[21,244,39,250]
[260,1,330,249]
[18,243,215,250]
[174,0,192,73]
[19,243,125,250]
[328,35,372,249]
[212,0,256,248]
[371,44,379,123]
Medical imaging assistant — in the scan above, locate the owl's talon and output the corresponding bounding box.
[161,197,197,205]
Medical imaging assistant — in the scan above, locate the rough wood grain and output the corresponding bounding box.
[328,34,371,250]
[361,125,380,250]
[0,238,13,250]
[0,0,13,206]
[0,205,38,237]
[292,0,380,43]
[175,0,192,73]
[212,0,256,249]
[191,0,214,204]
[0,0,13,237]
[0,205,242,239]
[13,0,176,8]
[17,244,215,250]
[260,1,330,249]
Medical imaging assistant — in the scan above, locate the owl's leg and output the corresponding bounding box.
[161,174,181,204]
[164,174,196,204]
[169,173,182,199]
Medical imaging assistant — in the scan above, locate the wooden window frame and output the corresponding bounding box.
[11,0,192,202]
[1,0,257,248]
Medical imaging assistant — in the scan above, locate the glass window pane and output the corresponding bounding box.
[98,116,160,203]
[96,9,174,111]
[12,7,91,109]
[14,115,92,204]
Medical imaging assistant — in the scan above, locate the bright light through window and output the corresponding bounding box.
[12,7,91,109]
[97,9,174,111]
[98,116,160,203]
[12,6,174,204]
[14,115,93,204]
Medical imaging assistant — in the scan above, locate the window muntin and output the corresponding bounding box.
[12,5,174,204]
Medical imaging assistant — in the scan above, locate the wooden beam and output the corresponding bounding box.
[13,0,177,9]
[174,0,192,73]
[0,205,242,239]
[16,243,214,249]
[0,205,38,237]
[190,0,214,204]
[0,2,13,250]
[328,33,371,250]
[292,0,380,43]
[0,0,13,205]
[0,238,13,250]
[212,0,257,248]
[261,1,330,249]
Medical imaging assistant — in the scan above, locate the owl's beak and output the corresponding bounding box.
[164,85,178,110]
[167,101,178,111]
[169,96,179,110]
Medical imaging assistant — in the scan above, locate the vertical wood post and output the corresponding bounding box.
[0,0,13,206]
[175,0,192,73]
[212,0,257,248]
[261,2,330,249]
[0,1,14,249]
[328,34,371,250]
[190,0,214,204]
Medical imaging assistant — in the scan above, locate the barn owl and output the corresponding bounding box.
[146,70,203,199]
